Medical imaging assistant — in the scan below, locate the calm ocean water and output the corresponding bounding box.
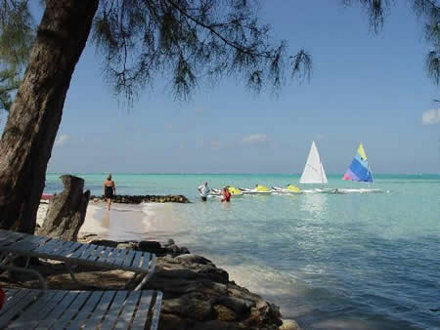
[45,173,440,329]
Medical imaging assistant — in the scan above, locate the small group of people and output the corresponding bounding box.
[197,182,230,202]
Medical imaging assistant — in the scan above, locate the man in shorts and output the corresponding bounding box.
[198,181,210,201]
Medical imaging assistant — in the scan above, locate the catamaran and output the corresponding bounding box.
[300,141,328,184]
[343,143,373,183]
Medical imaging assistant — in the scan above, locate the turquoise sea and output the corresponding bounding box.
[45,173,440,329]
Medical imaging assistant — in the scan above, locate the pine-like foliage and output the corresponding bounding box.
[92,0,311,102]
[412,0,440,85]
[0,0,35,111]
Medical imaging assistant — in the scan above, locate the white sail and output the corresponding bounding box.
[300,141,328,184]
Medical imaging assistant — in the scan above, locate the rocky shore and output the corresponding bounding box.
[90,194,191,203]
[80,237,288,329]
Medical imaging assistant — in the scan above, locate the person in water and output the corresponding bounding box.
[103,174,116,210]
[221,186,231,202]
[198,181,210,201]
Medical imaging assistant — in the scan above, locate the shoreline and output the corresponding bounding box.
[36,201,297,329]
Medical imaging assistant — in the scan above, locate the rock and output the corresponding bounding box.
[176,254,212,265]
[215,296,255,315]
[279,319,301,330]
[137,240,189,257]
[88,239,119,248]
[163,293,214,321]
[138,240,162,251]
[37,175,90,241]
[89,194,191,204]
[214,304,237,321]
[116,241,138,250]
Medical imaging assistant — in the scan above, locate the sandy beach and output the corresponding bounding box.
[38,201,180,242]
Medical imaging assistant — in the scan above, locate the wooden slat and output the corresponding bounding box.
[98,291,129,329]
[63,243,85,258]
[131,251,144,269]
[86,244,106,263]
[112,248,129,267]
[139,253,153,271]
[149,291,163,330]
[68,244,90,259]
[0,289,29,316]
[76,244,99,261]
[49,291,92,328]
[130,291,153,329]
[9,290,67,329]
[1,289,162,330]
[4,235,50,253]
[0,289,39,327]
[34,238,61,254]
[122,249,137,268]
[0,230,25,241]
[0,232,25,246]
[36,239,76,256]
[94,246,115,264]
[54,241,82,257]
[81,290,116,329]
[70,243,96,260]
[66,291,105,330]
[35,291,79,329]
[113,291,141,328]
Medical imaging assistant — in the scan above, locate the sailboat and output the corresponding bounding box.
[343,143,373,183]
[300,141,328,184]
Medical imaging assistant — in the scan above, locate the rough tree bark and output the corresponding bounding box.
[38,175,90,241]
[0,1,99,233]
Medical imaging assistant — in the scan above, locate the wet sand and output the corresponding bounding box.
[38,201,183,242]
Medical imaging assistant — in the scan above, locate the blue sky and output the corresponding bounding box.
[2,1,440,174]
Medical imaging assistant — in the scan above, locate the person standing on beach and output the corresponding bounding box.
[198,181,210,201]
[103,174,116,210]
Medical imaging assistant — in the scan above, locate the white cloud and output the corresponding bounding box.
[422,109,440,125]
[241,134,268,145]
[55,134,69,147]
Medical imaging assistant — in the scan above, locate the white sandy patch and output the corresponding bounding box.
[37,201,185,243]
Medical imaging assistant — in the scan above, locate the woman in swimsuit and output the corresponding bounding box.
[103,174,116,210]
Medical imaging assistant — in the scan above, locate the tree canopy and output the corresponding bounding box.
[0,0,34,112]
[1,0,440,233]
[91,0,313,101]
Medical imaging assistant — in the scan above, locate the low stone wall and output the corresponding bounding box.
[90,194,190,203]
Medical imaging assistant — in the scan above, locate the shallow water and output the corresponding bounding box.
[45,173,440,329]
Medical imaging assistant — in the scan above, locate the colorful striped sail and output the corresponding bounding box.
[343,143,373,182]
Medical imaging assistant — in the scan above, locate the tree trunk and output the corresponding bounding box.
[0,0,98,233]
[38,175,90,241]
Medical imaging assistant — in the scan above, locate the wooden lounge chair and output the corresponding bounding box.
[0,229,163,329]
[0,229,156,290]
[0,288,162,329]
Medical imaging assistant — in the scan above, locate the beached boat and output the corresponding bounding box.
[343,143,373,183]
[300,141,328,184]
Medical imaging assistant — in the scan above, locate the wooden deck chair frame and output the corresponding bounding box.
[0,229,156,291]
[0,287,162,329]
